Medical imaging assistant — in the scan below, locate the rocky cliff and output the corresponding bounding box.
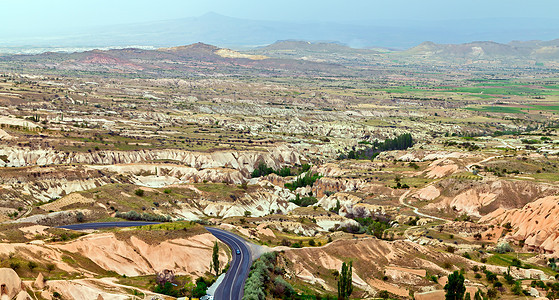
[0,144,304,173]
[480,196,559,255]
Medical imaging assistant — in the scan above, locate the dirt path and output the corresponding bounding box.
[400,154,507,241]
[398,190,447,222]
[465,155,502,177]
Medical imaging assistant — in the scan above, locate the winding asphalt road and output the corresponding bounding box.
[205,227,253,300]
[60,222,253,299]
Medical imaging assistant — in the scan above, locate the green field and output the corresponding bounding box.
[529,105,559,112]
[466,106,526,114]
[467,104,559,114]
[445,86,544,96]
[486,253,555,275]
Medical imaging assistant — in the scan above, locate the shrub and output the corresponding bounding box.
[135,189,145,197]
[276,167,292,177]
[504,272,515,285]
[193,277,214,298]
[115,210,171,222]
[284,172,321,190]
[511,281,522,295]
[272,276,295,297]
[75,211,85,223]
[338,133,414,160]
[243,252,281,300]
[46,263,56,272]
[251,162,275,178]
[378,290,390,299]
[154,282,179,297]
[367,221,388,239]
[290,194,317,207]
[495,242,513,254]
[485,271,497,282]
[27,261,38,270]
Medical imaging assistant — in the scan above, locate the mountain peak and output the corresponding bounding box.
[161,42,219,52]
[199,11,229,20]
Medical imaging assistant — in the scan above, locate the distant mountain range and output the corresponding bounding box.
[0,42,354,77]
[251,39,559,64]
[1,12,559,50]
[399,40,559,61]
[2,38,559,79]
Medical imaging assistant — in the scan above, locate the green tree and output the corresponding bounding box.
[473,290,483,300]
[182,281,196,300]
[332,199,341,214]
[378,290,390,299]
[511,281,522,295]
[212,242,220,276]
[337,261,353,300]
[368,221,388,239]
[486,288,497,299]
[444,271,466,300]
[131,289,144,300]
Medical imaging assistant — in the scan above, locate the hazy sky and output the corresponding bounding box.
[2,0,559,37]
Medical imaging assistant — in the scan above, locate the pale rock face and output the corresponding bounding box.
[480,196,559,256]
[282,238,468,296]
[317,192,383,218]
[46,279,127,300]
[397,151,471,162]
[0,145,305,203]
[311,176,366,198]
[0,268,23,299]
[0,145,304,173]
[425,180,557,217]
[55,233,226,277]
[18,177,109,202]
[33,272,46,290]
[0,129,12,140]
[413,185,440,201]
[423,159,459,179]
[15,291,32,300]
[426,190,497,217]
[200,180,297,219]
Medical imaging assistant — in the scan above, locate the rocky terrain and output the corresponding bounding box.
[1,40,559,300]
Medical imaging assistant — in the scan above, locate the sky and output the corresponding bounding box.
[2,0,559,38]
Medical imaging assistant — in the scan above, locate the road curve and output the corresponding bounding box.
[58,221,160,230]
[205,227,253,300]
[60,223,253,299]
[398,190,447,221]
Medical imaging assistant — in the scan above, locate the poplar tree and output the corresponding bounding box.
[212,242,220,276]
[337,261,353,300]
